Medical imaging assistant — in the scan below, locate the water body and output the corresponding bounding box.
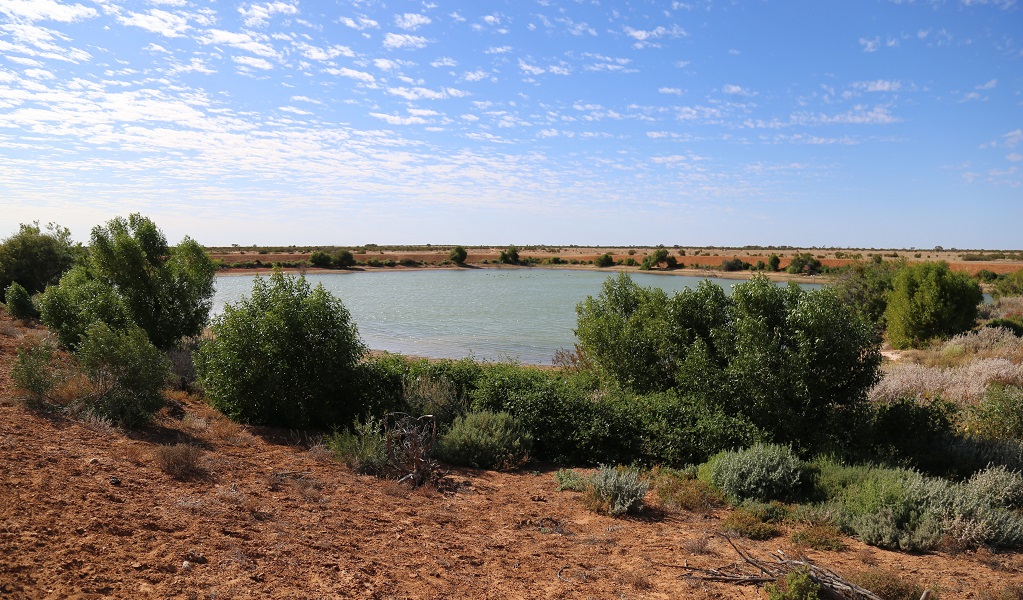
[213,269,823,365]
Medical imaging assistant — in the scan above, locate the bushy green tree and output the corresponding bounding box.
[195,270,366,427]
[333,249,356,268]
[576,274,880,452]
[4,282,37,320]
[39,214,216,350]
[498,245,520,264]
[640,246,677,270]
[594,253,614,268]
[449,245,468,264]
[832,258,903,329]
[885,261,983,349]
[786,253,822,275]
[0,222,79,294]
[309,251,332,268]
[994,268,1023,299]
[768,254,781,272]
[76,322,170,427]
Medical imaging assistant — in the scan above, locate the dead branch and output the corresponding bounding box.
[661,532,885,600]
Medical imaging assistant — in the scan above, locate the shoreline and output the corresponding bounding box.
[216,263,828,284]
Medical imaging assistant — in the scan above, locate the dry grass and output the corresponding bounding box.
[870,358,1023,406]
[154,443,206,480]
[181,412,210,433]
[682,533,712,555]
[847,567,931,600]
[207,416,252,445]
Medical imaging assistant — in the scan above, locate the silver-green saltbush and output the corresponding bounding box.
[585,465,650,516]
[435,411,532,470]
[704,443,803,503]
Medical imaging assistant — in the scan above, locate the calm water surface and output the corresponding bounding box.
[213,269,823,364]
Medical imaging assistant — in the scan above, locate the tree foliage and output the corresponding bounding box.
[195,270,366,428]
[832,257,903,330]
[994,269,1023,299]
[4,282,38,320]
[333,249,356,268]
[594,253,614,268]
[498,245,520,264]
[0,222,79,295]
[885,261,983,349]
[576,274,880,452]
[449,245,468,264]
[39,214,216,350]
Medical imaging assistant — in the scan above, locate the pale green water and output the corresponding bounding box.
[213,269,823,364]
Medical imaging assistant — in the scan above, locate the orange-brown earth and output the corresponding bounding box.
[208,246,1023,279]
[2,312,1022,599]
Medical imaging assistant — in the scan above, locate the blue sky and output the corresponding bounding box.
[0,0,1020,248]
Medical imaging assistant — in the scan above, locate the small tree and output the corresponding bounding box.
[594,253,614,268]
[885,261,983,349]
[195,270,366,427]
[75,322,170,427]
[4,282,37,320]
[39,214,216,350]
[449,245,468,264]
[309,251,332,268]
[0,222,79,295]
[333,249,356,268]
[768,254,781,272]
[499,245,520,264]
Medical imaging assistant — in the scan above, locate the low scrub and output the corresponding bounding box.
[554,468,589,492]
[652,466,723,513]
[583,465,649,516]
[325,419,388,476]
[765,569,821,600]
[5,282,38,320]
[435,411,532,470]
[721,502,785,540]
[154,444,205,479]
[702,444,803,503]
[847,568,931,600]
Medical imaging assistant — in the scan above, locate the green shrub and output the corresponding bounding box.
[555,468,589,492]
[583,465,649,516]
[12,338,57,403]
[848,568,928,600]
[435,411,532,470]
[498,245,519,264]
[765,569,821,600]
[333,249,356,268]
[985,319,1023,336]
[885,261,983,349]
[325,419,389,475]
[4,282,37,320]
[449,246,468,264]
[653,467,723,512]
[309,251,332,268]
[0,222,78,295]
[594,253,614,268]
[703,444,803,503]
[195,270,365,428]
[790,524,844,551]
[75,322,170,427]
[969,385,1023,442]
[721,504,782,540]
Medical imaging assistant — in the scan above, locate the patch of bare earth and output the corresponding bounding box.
[1,311,1021,598]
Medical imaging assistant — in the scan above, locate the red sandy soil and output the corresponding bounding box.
[2,311,1022,599]
[209,247,1023,278]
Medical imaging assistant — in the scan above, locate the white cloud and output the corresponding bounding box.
[518,59,544,75]
[1007,153,1023,162]
[0,0,97,22]
[853,79,901,92]
[383,33,428,50]
[722,84,755,96]
[370,112,427,125]
[200,29,278,58]
[233,55,274,70]
[340,16,378,30]
[326,67,375,84]
[431,57,457,67]
[395,13,431,31]
[0,22,92,62]
[295,42,354,61]
[386,86,450,100]
[548,65,570,75]
[976,79,998,90]
[485,46,512,54]
[279,105,312,115]
[24,68,55,79]
[238,2,297,27]
[659,87,683,95]
[463,70,487,82]
[117,9,190,37]
[859,37,880,52]
[460,114,479,121]
[624,24,685,48]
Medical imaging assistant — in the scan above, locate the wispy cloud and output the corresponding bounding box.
[383,33,428,50]
[394,13,431,31]
[1,0,97,22]
[238,2,298,28]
